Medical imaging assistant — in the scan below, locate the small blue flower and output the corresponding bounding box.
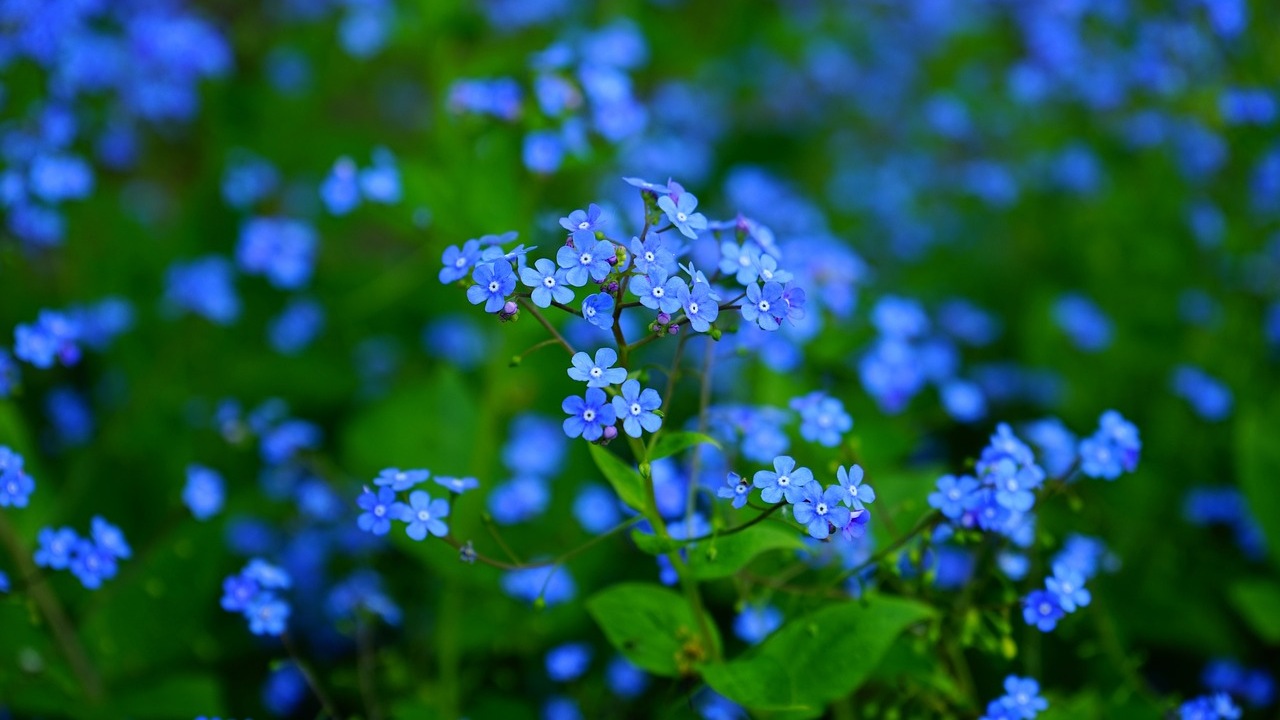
[440,239,482,284]
[611,380,662,438]
[70,539,118,589]
[434,476,479,494]
[357,486,408,536]
[236,218,317,290]
[677,281,720,333]
[753,254,793,285]
[546,642,593,682]
[1178,693,1241,720]
[733,604,782,644]
[1045,563,1091,612]
[567,347,627,388]
[375,468,430,492]
[466,262,517,313]
[606,656,648,699]
[752,456,815,504]
[520,258,575,308]
[741,282,787,331]
[562,388,618,441]
[14,310,81,369]
[0,446,34,508]
[986,676,1049,720]
[836,465,875,511]
[629,235,676,275]
[404,491,450,540]
[657,191,708,239]
[582,292,615,330]
[990,460,1043,513]
[221,574,261,613]
[1023,589,1065,632]
[719,241,761,285]
[928,474,980,520]
[247,595,291,636]
[792,485,852,540]
[556,239,615,286]
[791,392,853,447]
[559,204,607,245]
[91,516,131,560]
[630,267,685,314]
[717,472,751,509]
[183,465,226,521]
[34,527,78,570]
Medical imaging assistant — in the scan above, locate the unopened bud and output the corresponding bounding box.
[668,324,680,335]
[502,300,518,315]
[656,312,671,325]
[607,254,618,265]
[606,281,619,293]
[602,425,618,442]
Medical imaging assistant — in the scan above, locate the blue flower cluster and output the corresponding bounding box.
[0,447,35,508]
[1178,693,1241,720]
[980,676,1048,720]
[356,468,453,541]
[721,456,875,542]
[183,465,227,522]
[220,559,293,637]
[448,20,650,173]
[1184,487,1267,560]
[1203,659,1276,710]
[34,517,131,590]
[320,148,403,215]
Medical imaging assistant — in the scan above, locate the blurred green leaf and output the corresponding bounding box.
[630,530,682,555]
[1237,401,1280,569]
[649,431,720,462]
[586,582,718,677]
[1229,578,1280,644]
[686,522,804,580]
[108,673,223,719]
[588,444,656,520]
[701,595,934,716]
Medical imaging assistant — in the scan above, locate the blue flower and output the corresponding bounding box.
[91,516,131,560]
[562,388,618,441]
[1053,293,1112,352]
[247,595,291,636]
[582,292,615,330]
[434,476,479,494]
[990,460,1043,512]
[1178,693,1241,720]
[520,258,575,308]
[404,490,450,540]
[741,282,787,331]
[0,446,34,508]
[440,239,482,284]
[987,676,1049,720]
[1045,563,1091,612]
[375,468,429,492]
[752,456,814,504]
[320,156,360,215]
[164,257,240,324]
[753,254,793,285]
[733,604,782,644]
[717,472,751,509]
[236,217,317,290]
[70,539,118,589]
[629,235,676,275]
[560,204,607,245]
[546,642,593,682]
[466,261,517,313]
[657,191,707,239]
[556,239,615,286]
[791,392,853,447]
[1023,589,1065,632]
[15,310,82,369]
[836,464,875,510]
[630,267,685,314]
[567,347,627,387]
[245,558,292,590]
[677,281,720,332]
[268,298,325,355]
[792,484,852,540]
[34,527,78,569]
[611,380,662,438]
[606,656,648,699]
[928,474,980,520]
[357,486,408,536]
[488,476,550,524]
[1079,410,1141,480]
[573,484,622,533]
[719,241,761,284]
[183,465,226,521]
[839,509,871,541]
[502,566,577,606]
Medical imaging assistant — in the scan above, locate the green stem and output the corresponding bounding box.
[282,632,341,719]
[519,299,576,355]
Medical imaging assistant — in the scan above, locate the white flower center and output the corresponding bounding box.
[739,255,750,267]
[579,252,592,266]
[583,409,596,422]
[418,510,431,522]
[761,268,773,279]
[590,367,602,378]
[736,483,747,494]
[948,488,961,500]
[644,251,655,262]
[653,287,664,298]
[629,403,642,416]
[816,502,828,515]
[1039,602,1052,614]
[488,281,499,292]
[778,475,790,486]
[374,506,385,517]
[578,221,590,230]
[676,212,687,222]
[585,307,596,317]
[454,256,467,268]
[758,300,770,312]
[543,277,556,288]
[689,302,699,314]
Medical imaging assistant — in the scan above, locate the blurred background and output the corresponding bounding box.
[1,0,1278,717]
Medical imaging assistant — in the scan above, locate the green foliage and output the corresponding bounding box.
[587,444,657,521]
[686,522,805,580]
[586,582,719,677]
[701,595,934,716]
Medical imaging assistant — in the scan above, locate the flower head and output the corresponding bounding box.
[717,472,751,509]
[404,491,450,540]
[752,456,814,504]
[520,258,575,308]
[611,380,662,438]
[562,388,618,441]
[568,347,627,388]
[466,261,517,313]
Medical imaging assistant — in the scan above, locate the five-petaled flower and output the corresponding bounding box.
[466,262,517,313]
[521,258,575,308]
[568,348,628,388]
[611,380,662,438]
[562,388,618,441]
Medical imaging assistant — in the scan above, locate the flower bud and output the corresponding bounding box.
[668,324,680,335]
[656,312,671,325]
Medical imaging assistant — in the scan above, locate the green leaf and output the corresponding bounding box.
[109,674,223,718]
[649,431,720,462]
[687,522,805,580]
[701,595,934,715]
[588,444,655,519]
[1237,402,1280,568]
[1229,578,1280,644]
[586,582,720,677]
